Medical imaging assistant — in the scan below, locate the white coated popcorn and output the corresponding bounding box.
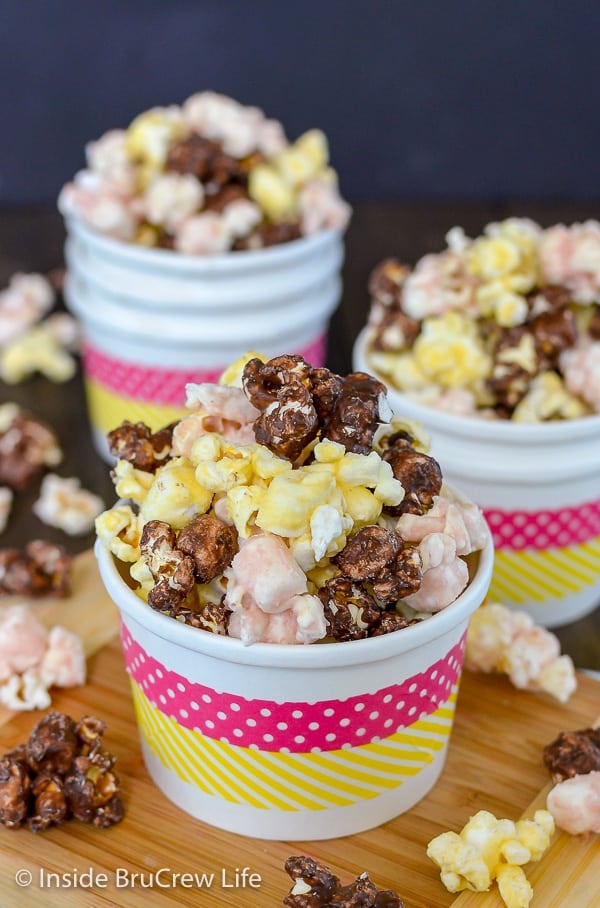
[298,177,352,236]
[33,474,104,535]
[0,272,55,348]
[0,669,52,711]
[182,91,264,158]
[144,172,204,232]
[559,339,600,413]
[221,199,262,238]
[58,171,139,241]
[86,128,137,193]
[39,626,86,689]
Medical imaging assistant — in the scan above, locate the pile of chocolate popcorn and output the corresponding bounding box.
[365,218,600,421]
[0,712,123,831]
[282,856,404,907]
[96,353,488,646]
[59,91,351,254]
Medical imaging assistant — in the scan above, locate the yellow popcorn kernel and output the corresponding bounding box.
[373,417,432,455]
[256,469,336,538]
[194,456,251,492]
[226,485,265,537]
[295,129,329,172]
[468,235,521,281]
[113,459,154,503]
[335,450,385,488]
[476,282,529,328]
[496,333,537,373]
[496,865,533,908]
[512,371,588,422]
[190,432,224,466]
[125,107,184,168]
[0,325,76,384]
[413,312,492,388]
[134,223,160,247]
[139,457,213,529]
[343,486,382,526]
[368,349,432,391]
[248,163,297,221]
[306,561,338,590]
[129,556,154,595]
[313,439,346,464]
[427,809,554,908]
[219,351,266,388]
[95,505,141,563]
[250,444,293,481]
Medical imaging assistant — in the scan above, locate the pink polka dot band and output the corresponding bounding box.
[82,336,327,407]
[485,498,600,550]
[121,624,465,754]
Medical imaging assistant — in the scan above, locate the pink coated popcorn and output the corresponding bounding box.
[465,603,577,703]
[85,129,137,194]
[559,339,600,413]
[224,532,326,645]
[546,771,600,835]
[0,604,48,682]
[58,172,140,241]
[403,533,469,613]
[182,91,266,159]
[396,493,488,556]
[539,221,600,303]
[172,384,260,456]
[402,250,477,320]
[174,212,231,256]
[39,625,86,689]
[298,178,352,236]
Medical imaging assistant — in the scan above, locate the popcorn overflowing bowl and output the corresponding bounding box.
[354,219,600,628]
[94,352,492,839]
[59,92,350,461]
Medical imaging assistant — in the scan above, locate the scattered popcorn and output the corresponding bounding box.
[96,352,489,645]
[0,315,80,384]
[465,602,577,702]
[33,474,104,535]
[60,92,350,255]
[543,726,600,835]
[365,219,600,419]
[0,273,54,348]
[0,604,86,711]
[0,486,12,533]
[427,808,554,908]
[546,771,600,835]
[0,404,62,491]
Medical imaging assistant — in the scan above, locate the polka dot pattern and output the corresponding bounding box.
[82,335,327,407]
[121,623,465,754]
[484,499,600,551]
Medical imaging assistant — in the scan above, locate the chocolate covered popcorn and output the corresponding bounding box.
[0,712,123,831]
[59,92,351,254]
[96,352,489,645]
[364,219,600,420]
[282,856,404,907]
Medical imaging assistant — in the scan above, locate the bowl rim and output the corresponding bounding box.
[65,214,344,273]
[353,326,600,442]
[94,515,494,670]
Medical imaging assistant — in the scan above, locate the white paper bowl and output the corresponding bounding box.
[354,326,600,627]
[63,217,345,461]
[95,516,492,841]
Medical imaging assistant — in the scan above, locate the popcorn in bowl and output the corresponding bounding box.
[95,352,490,646]
[363,219,600,421]
[59,92,351,254]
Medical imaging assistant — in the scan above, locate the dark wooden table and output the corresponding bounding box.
[0,202,598,670]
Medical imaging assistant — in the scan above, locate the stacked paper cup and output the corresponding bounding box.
[64,217,344,461]
[354,327,600,628]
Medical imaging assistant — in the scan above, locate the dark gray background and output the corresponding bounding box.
[1,0,599,204]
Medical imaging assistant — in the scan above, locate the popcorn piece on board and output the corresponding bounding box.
[282,855,405,907]
[33,474,104,536]
[0,273,55,348]
[0,403,62,491]
[427,808,554,908]
[465,602,577,702]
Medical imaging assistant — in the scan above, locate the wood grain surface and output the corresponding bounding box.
[0,551,598,908]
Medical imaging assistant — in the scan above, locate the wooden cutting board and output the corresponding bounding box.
[0,551,598,908]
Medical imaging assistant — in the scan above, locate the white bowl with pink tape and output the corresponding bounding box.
[95,526,493,841]
[63,217,345,462]
[354,326,600,628]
